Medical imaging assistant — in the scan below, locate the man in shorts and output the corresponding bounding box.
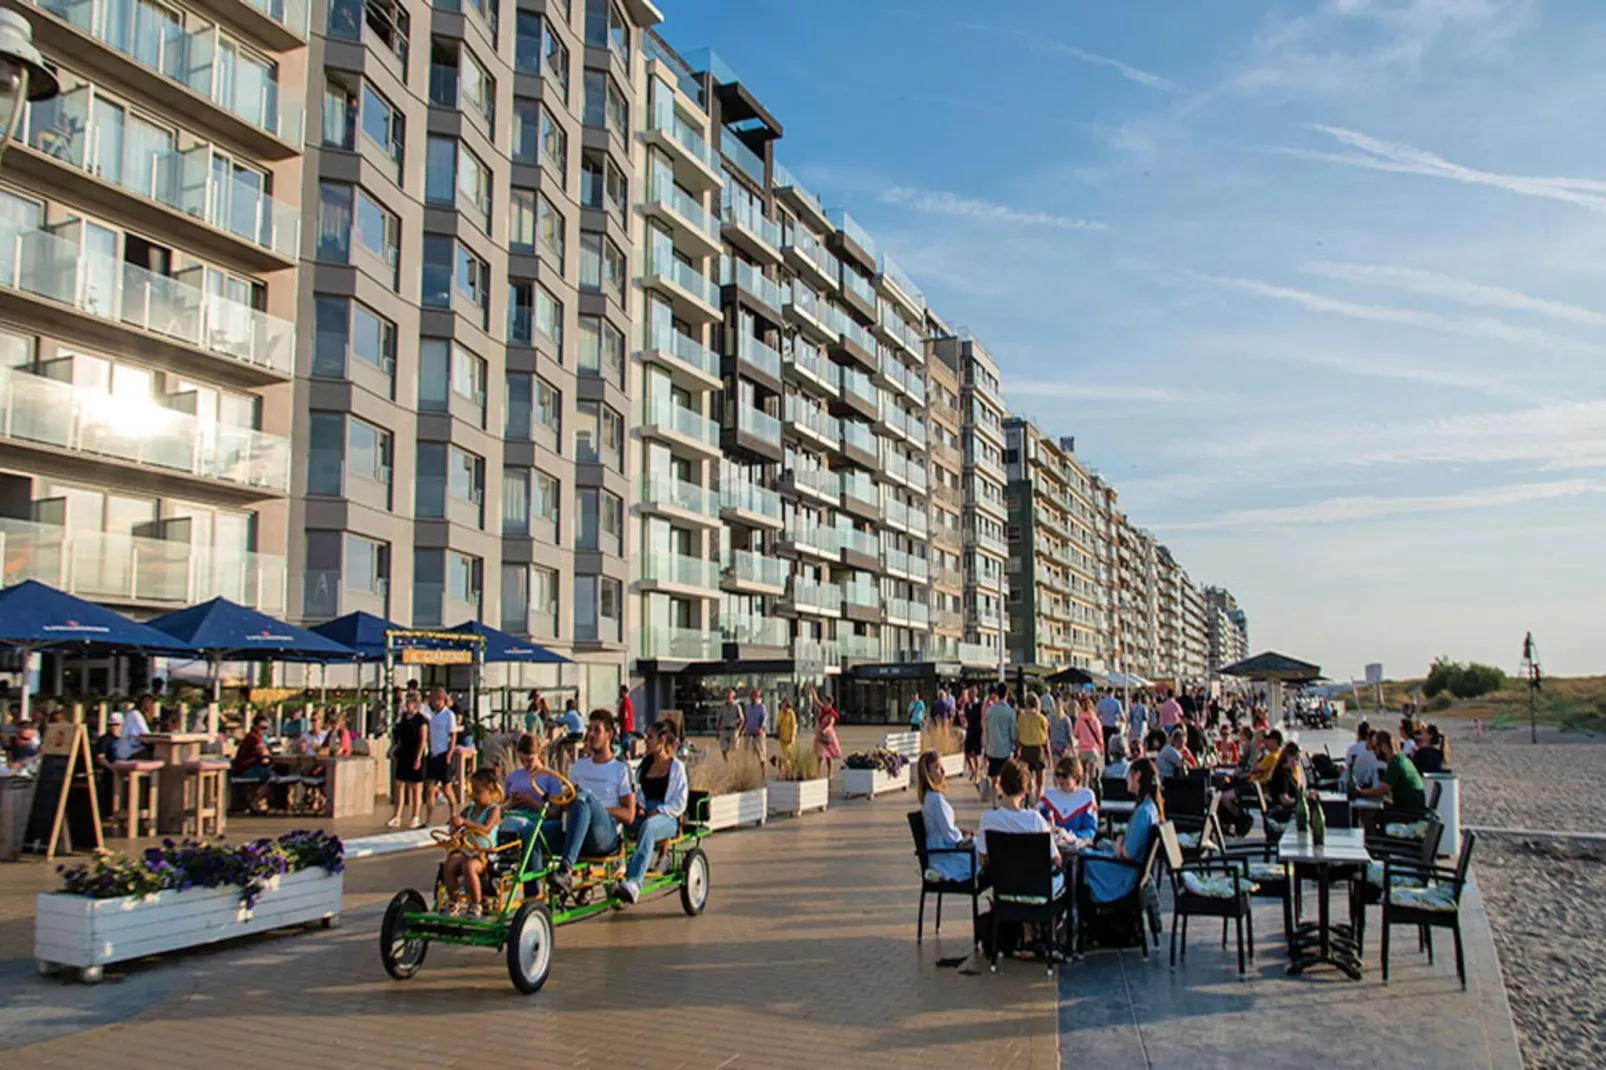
[983,684,1018,802]
[716,688,743,762]
[423,687,459,824]
[1016,692,1051,802]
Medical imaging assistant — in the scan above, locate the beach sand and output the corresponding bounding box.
[1444,722,1606,1069]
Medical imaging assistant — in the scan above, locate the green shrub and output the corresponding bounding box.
[1423,657,1506,700]
[1427,692,1455,712]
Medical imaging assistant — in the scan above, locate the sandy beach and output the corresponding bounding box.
[1437,720,1606,1069]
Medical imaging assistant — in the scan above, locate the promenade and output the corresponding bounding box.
[0,726,1521,1069]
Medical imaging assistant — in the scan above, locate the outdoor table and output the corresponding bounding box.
[143,733,209,834]
[267,754,377,818]
[1277,828,1370,980]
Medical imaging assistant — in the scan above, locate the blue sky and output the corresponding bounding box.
[658,0,1606,679]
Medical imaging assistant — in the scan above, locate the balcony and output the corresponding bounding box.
[29,0,305,153]
[643,326,721,389]
[967,528,1010,559]
[643,396,722,456]
[934,566,965,590]
[782,522,839,560]
[22,88,300,266]
[736,404,782,448]
[840,420,877,466]
[840,580,880,611]
[782,394,840,449]
[722,613,787,647]
[780,223,837,291]
[736,331,783,385]
[645,175,723,258]
[880,399,911,442]
[934,608,964,632]
[782,466,839,504]
[774,163,832,232]
[838,470,878,511]
[958,641,996,666]
[782,281,834,344]
[878,345,925,404]
[886,597,929,627]
[0,516,286,613]
[0,224,294,381]
[640,472,721,525]
[719,473,783,527]
[840,263,877,319]
[722,256,784,318]
[839,365,881,419]
[880,448,909,488]
[641,549,720,593]
[883,547,928,580]
[877,300,925,358]
[644,99,722,191]
[839,632,879,662]
[641,625,721,661]
[722,194,782,264]
[785,577,843,616]
[0,366,289,495]
[643,253,721,322]
[884,497,914,534]
[784,341,840,397]
[726,549,787,592]
[837,524,880,562]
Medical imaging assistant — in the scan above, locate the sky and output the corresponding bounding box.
[657,0,1606,679]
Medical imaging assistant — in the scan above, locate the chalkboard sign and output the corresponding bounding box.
[21,723,102,859]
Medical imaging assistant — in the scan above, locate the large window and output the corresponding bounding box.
[574,574,621,641]
[321,79,355,149]
[513,97,539,164]
[509,188,535,252]
[535,283,562,349]
[306,411,344,495]
[505,468,561,541]
[575,400,622,469]
[534,376,562,449]
[360,83,404,169]
[419,339,487,424]
[448,445,485,507]
[344,534,389,598]
[577,487,622,555]
[538,192,565,269]
[312,295,396,380]
[579,232,624,299]
[425,135,456,204]
[461,45,494,128]
[540,103,567,180]
[543,19,570,101]
[578,315,624,387]
[584,0,629,61]
[583,70,627,138]
[581,151,627,222]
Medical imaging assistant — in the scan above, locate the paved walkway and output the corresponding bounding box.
[0,723,1524,1069]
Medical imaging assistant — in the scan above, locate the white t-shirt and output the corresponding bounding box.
[1346,740,1381,786]
[428,706,458,756]
[977,807,1055,863]
[115,708,150,761]
[568,756,634,808]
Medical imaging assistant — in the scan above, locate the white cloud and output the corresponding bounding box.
[954,21,1177,91]
[879,186,1108,232]
[1002,380,1235,405]
[1301,262,1606,327]
[1158,478,1606,532]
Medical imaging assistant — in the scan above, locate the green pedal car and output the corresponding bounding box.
[379,773,712,994]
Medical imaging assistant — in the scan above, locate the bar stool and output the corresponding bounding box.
[112,760,164,841]
[181,759,230,837]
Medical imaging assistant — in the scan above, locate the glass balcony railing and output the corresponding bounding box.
[785,341,841,393]
[719,472,782,520]
[884,497,912,530]
[794,636,839,667]
[648,173,720,241]
[645,396,720,448]
[730,549,788,588]
[788,467,839,501]
[958,641,997,665]
[722,194,782,250]
[647,326,719,379]
[878,251,926,311]
[722,613,787,646]
[24,89,300,257]
[774,163,826,215]
[641,473,718,518]
[840,470,877,504]
[781,222,837,280]
[642,549,719,590]
[881,449,909,484]
[641,625,721,660]
[907,464,928,493]
[720,131,765,185]
[0,223,294,375]
[788,577,843,613]
[0,366,290,491]
[783,395,839,445]
[841,264,876,307]
[785,522,839,555]
[737,332,783,380]
[841,419,875,456]
[737,404,781,446]
[0,515,286,612]
[246,0,310,35]
[822,302,874,352]
[886,597,930,626]
[837,525,879,558]
[723,256,784,310]
[907,507,929,538]
[908,418,927,448]
[882,400,910,437]
[30,0,305,144]
[841,365,879,410]
[839,632,880,660]
[647,253,719,308]
[827,208,878,260]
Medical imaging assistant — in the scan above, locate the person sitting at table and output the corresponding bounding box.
[1038,755,1098,850]
[317,711,352,757]
[1183,715,1208,762]
[1234,726,1257,780]
[617,719,689,904]
[977,759,1062,898]
[1081,757,1164,904]
[1157,729,1189,779]
[1358,733,1428,814]
[1249,729,1284,783]
[500,733,567,868]
[1264,742,1304,809]
[91,713,122,821]
[916,750,976,882]
[1143,728,1166,756]
[1215,725,1238,766]
[1104,738,1140,780]
[231,716,274,813]
[281,708,307,746]
[1410,724,1448,775]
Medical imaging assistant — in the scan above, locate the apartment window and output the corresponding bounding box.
[462,48,494,128]
[502,467,529,534]
[451,343,487,407]
[422,234,452,306]
[506,372,531,437]
[448,445,486,506]
[536,193,564,268]
[508,280,533,343]
[579,232,624,299]
[514,10,541,72]
[584,0,628,61]
[327,0,363,39]
[419,339,487,424]
[543,19,570,101]
[312,295,396,380]
[345,534,389,598]
[581,151,626,222]
[577,315,624,387]
[573,574,621,641]
[347,416,393,486]
[540,103,567,180]
[513,97,539,163]
[535,376,562,449]
[321,79,355,149]
[425,135,456,204]
[417,443,446,517]
[532,566,558,627]
[447,551,483,611]
[426,238,493,327]
[534,469,560,537]
[534,283,562,348]
[316,182,398,276]
[360,83,405,168]
[577,487,622,555]
[306,411,344,495]
[574,400,622,469]
[509,188,535,252]
[583,70,627,139]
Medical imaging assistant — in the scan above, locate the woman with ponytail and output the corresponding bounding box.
[1080,756,1164,904]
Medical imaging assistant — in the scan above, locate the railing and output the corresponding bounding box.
[934,609,964,631]
[641,625,721,660]
[644,396,720,448]
[878,251,926,311]
[788,577,843,613]
[881,449,909,484]
[0,517,286,613]
[736,404,781,446]
[31,0,304,144]
[723,256,784,309]
[881,399,910,437]
[907,463,928,493]
[774,163,826,215]
[723,193,782,250]
[783,394,840,445]
[884,497,913,531]
[722,613,787,646]
[841,365,879,410]
[794,636,839,668]
[907,417,927,448]
[729,550,788,588]
[788,466,840,501]
[841,420,876,457]
[642,550,719,590]
[840,579,880,609]
[969,529,1009,558]
[958,641,996,665]
[649,173,720,242]
[647,326,719,379]
[0,223,294,375]
[641,473,718,518]
[785,523,840,556]
[719,473,782,521]
[647,97,719,172]
[886,598,930,626]
[839,632,879,660]
[822,302,874,352]
[839,470,877,504]
[884,547,928,580]
[841,264,876,308]
[784,341,841,394]
[827,208,878,261]
[907,506,929,538]
[781,220,837,280]
[647,253,719,308]
[879,345,925,403]
[720,131,765,185]
[737,331,783,380]
[0,366,290,491]
[837,525,879,558]
[25,90,300,258]
[935,567,965,589]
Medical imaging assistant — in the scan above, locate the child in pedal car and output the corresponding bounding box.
[444,769,504,917]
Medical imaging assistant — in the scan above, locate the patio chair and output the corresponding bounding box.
[1172,791,1225,864]
[1076,820,1168,958]
[1352,816,1444,952]
[906,811,984,944]
[1160,822,1256,976]
[985,830,1069,975]
[1380,831,1477,989]
[1162,776,1207,819]
[1218,838,1297,949]
[1101,775,1132,802]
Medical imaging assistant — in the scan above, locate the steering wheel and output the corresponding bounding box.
[543,766,578,807]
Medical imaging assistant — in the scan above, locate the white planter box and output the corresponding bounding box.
[36,868,343,982]
[940,753,966,778]
[704,788,768,831]
[842,766,912,798]
[880,731,922,760]
[768,778,829,817]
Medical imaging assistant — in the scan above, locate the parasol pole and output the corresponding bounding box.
[17,646,34,725]
[208,655,221,735]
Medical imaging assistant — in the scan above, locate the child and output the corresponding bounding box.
[1037,755,1099,851]
[445,769,504,917]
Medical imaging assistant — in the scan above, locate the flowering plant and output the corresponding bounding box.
[843,749,909,776]
[58,830,344,908]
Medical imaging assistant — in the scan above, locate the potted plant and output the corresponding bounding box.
[921,723,966,778]
[768,738,829,818]
[841,749,911,798]
[35,830,345,983]
[689,748,768,831]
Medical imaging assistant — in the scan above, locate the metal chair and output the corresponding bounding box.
[984,830,1069,975]
[1380,831,1477,989]
[906,811,984,944]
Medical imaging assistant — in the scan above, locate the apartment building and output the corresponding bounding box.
[1003,418,1068,668]
[0,0,308,696]
[924,309,964,665]
[1089,474,1121,675]
[1204,585,1249,677]
[294,0,662,706]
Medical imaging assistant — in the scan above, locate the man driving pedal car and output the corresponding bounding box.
[547,710,635,895]
[616,719,689,904]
